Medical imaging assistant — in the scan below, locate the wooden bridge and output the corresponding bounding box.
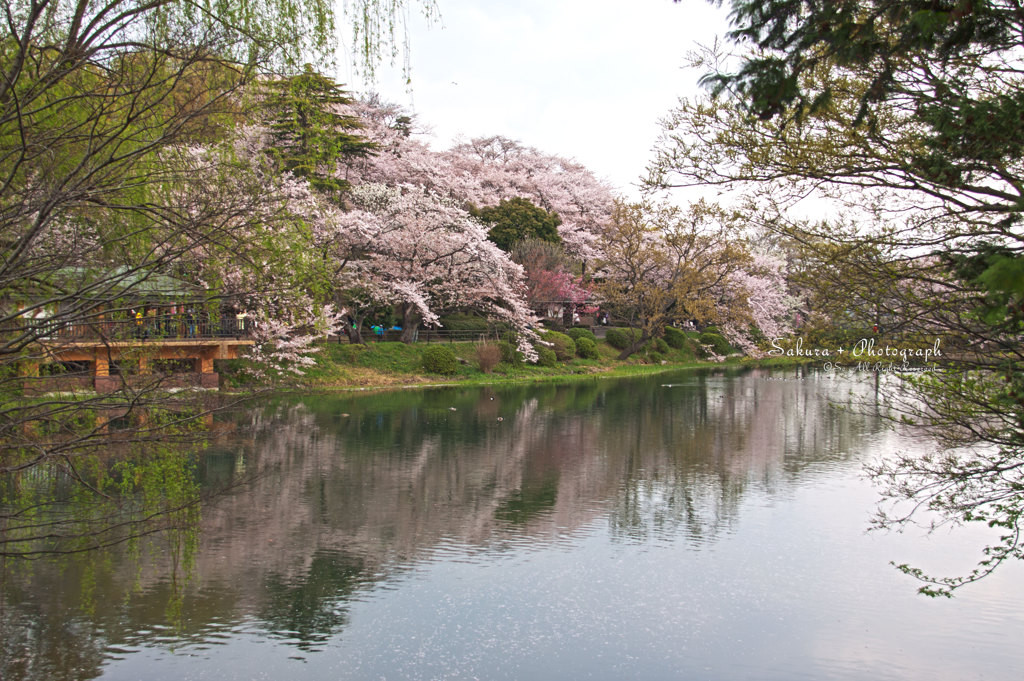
[17,315,254,393]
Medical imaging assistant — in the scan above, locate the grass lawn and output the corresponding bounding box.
[218,335,817,393]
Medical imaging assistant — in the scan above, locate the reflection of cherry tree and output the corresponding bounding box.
[0,373,896,671]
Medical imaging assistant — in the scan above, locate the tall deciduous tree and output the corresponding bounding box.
[0,0,423,558]
[655,0,1024,593]
[340,184,539,356]
[511,238,595,317]
[597,200,750,360]
[445,136,615,268]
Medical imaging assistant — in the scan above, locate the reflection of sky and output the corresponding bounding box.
[9,370,1024,680]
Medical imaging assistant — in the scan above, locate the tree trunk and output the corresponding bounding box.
[342,311,366,344]
[399,304,420,344]
[345,324,365,344]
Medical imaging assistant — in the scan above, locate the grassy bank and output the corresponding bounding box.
[220,337,820,393]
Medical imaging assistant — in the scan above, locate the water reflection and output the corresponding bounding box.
[1,368,920,679]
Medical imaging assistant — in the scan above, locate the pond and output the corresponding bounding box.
[2,367,1023,680]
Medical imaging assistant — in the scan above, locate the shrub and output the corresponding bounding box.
[699,332,732,356]
[542,330,576,360]
[649,351,665,363]
[497,340,523,365]
[437,314,490,331]
[605,327,642,350]
[566,327,597,345]
[655,337,669,353]
[476,342,501,373]
[663,326,686,349]
[534,346,557,367]
[702,325,720,334]
[422,345,458,375]
[575,337,599,359]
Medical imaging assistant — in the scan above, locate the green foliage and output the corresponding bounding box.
[649,351,665,363]
[421,345,458,375]
[574,337,599,359]
[262,65,376,197]
[437,314,491,331]
[472,197,562,251]
[534,346,558,367]
[679,338,700,361]
[663,326,686,349]
[655,338,669,354]
[943,245,1024,329]
[704,0,1016,124]
[541,330,576,361]
[497,341,523,365]
[605,327,642,350]
[566,327,597,345]
[699,332,732,356]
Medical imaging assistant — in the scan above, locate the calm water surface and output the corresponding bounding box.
[3,367,1023,680]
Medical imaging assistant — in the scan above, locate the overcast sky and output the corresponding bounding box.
[337,0,732,199]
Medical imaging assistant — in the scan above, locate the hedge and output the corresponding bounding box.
[534,346,557,367]
[698,332,732,356]
[498,340,523,365]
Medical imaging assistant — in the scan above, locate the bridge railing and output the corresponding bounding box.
[2,314,253,342]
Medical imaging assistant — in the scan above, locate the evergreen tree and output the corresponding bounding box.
[472,197,561,252]
[262,65,376,197]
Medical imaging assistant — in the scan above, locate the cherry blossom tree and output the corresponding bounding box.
[339,105,615,268]
[717,252,799,355]
[507,239,597,323]
[444,136,615,268]
[341,184,539,357]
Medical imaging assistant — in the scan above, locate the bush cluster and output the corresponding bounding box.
[654,337,669,354]
[605,327,642,350]
[535,346,557,367]
[541,330,577,360]
[497,340,523,364]
[421,345,458,375]
[698,332,732,356]
[566,327,597,345]
[575,337,599,359]
[663,326,686,349]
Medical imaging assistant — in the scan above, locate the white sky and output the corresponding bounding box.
[336,0,733,199]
